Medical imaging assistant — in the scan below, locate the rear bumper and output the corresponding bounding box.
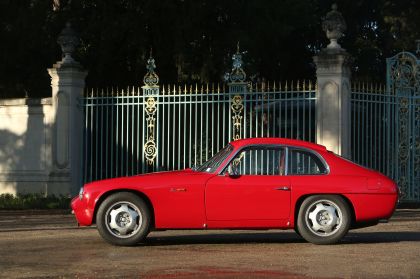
[346,193,398,222]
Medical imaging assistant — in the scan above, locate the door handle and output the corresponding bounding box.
[170,188,187,192]
[275,186,290,191]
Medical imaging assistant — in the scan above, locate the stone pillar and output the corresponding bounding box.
[47,23,87,195]
[313,4,351,157]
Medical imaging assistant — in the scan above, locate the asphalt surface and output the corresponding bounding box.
[0,209,419,278]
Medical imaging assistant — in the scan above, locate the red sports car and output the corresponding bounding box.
[71,138,398,246]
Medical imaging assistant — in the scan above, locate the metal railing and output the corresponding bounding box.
[351,83,397,176]
[82,81,316,183]
[351,81,420,201]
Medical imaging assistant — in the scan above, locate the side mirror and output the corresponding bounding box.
[224,165,240,178]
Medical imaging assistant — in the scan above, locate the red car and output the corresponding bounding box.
[71,138,398,246]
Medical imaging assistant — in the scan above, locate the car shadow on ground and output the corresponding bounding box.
[343,231,420,244]
[143,231,420,246]
[0,226,95,233]
[145,231,305,245]
[391,209,420,222]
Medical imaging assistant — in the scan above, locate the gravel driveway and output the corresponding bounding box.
[0,209,419,278]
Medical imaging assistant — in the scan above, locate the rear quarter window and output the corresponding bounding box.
[288,149,327,175]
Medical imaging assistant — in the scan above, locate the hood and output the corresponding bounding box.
[84,169,211,190]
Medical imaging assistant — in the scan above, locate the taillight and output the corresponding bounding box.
[367,178,381,190]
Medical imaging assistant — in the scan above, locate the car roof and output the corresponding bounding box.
[230,138,327,152]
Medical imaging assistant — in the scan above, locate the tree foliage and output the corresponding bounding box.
[0,0,419,98]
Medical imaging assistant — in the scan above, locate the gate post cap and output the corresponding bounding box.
[57,22,80,65]
[322,3,347,50]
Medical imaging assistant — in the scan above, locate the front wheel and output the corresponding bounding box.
[297,195,351,245]
[96,192,151,246]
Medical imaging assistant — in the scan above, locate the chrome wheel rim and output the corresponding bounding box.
[105,201,142,239]
[305,199,342,237]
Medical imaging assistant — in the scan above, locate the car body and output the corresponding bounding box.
[71,138,398,246]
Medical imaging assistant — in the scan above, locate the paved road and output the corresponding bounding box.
[0,209,419,278]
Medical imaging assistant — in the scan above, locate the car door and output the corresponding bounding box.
[205,146,291,227]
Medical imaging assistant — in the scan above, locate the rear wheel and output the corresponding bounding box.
[96,192,151,246]
[297,195,350,245]
[294,227,301,237]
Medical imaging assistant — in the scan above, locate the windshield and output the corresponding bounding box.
[196,144,234,173]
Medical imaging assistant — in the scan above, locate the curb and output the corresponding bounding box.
[0,209,72,216]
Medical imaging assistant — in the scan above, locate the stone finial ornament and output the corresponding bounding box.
[57,22,80,64]
[143,49,159,86]
[322,4,347,49]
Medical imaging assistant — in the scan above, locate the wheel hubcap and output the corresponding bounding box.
[105,202,142,238]
[305,200,342,237]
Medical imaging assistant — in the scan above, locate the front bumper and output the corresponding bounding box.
[71,196,94,226]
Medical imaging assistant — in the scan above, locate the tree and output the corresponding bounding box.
[0,0,419,98]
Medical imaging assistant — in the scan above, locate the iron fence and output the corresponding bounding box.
[350,83,396,176]
[81,48,419,202]
[82,81,316,183]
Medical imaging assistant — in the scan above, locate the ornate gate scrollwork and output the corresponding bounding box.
[226,43,247,141]
[142,53,159,166]
[398,96,409,199]
[231,95,244,140]
[387,50,420,201]
[144,97,157,165]
[414,100,420,198]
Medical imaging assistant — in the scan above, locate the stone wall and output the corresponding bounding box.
[0,98,60,195]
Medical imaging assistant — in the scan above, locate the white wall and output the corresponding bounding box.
[0,98,57,195]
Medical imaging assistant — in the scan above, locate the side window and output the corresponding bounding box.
[287,149,327,175]
[227,147,285,176]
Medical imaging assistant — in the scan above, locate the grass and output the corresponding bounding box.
[0,193,71,210]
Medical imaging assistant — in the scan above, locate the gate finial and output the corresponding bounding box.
[224,43,247,83]
[143,50,159,86]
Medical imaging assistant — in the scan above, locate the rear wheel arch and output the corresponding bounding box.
[294,194,355,228]
[94,189,155,228]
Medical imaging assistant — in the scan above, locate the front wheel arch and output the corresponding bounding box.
[94,189,155,228]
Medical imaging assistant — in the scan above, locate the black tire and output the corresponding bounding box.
[96,192,151,246]
[294,227,301,237]
[297,195,351,245]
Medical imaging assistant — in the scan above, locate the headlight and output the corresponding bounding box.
[79,187,84,200]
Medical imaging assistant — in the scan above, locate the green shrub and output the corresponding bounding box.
[0,193,71,210]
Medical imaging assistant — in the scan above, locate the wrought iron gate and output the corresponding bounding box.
[387,51,420,201]
[351,50,420,202]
